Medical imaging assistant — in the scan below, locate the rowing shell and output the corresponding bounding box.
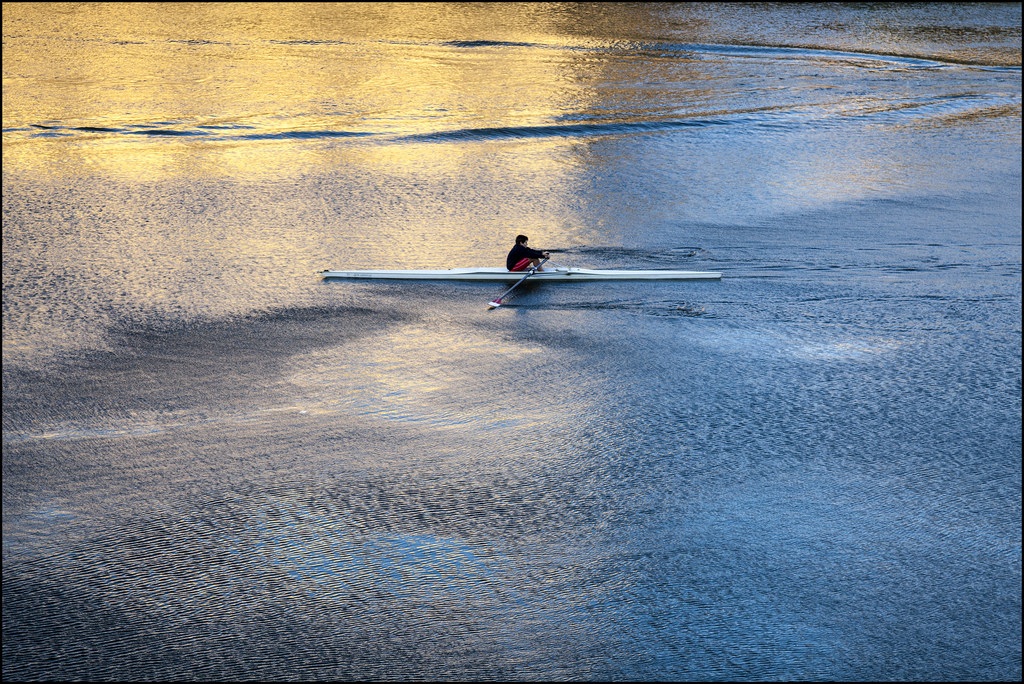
[319,267,722,282]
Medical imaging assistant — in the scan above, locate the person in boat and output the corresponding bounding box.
[506,234,550,272]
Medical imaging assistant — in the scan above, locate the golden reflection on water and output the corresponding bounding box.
[2,2,602,181]
[5,2,1018,250]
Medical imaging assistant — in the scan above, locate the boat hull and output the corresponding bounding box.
[320,267,722,282]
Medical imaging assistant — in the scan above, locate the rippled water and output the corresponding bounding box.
[3,3,1021,681]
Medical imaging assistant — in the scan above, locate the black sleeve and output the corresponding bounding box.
[507,243,545,269]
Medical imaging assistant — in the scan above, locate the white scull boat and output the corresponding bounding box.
[319,267,722,281]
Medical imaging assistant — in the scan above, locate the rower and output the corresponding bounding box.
[505,235,550,272]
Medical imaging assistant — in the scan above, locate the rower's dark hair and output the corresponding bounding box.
[515,234,529,244]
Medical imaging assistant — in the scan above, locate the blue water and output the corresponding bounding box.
[3,3,1021,681]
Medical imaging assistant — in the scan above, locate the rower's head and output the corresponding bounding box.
[516,234,529,245]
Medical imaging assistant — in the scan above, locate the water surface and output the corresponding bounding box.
[3,3,1021,681]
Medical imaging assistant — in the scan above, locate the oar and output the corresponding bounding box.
[487,257,549,309]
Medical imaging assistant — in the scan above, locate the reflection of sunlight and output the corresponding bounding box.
[289,323,591,431]
[763,137,907,207]
[707,328,904,361]
[789,337,904,361]
[2,3,597,182]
